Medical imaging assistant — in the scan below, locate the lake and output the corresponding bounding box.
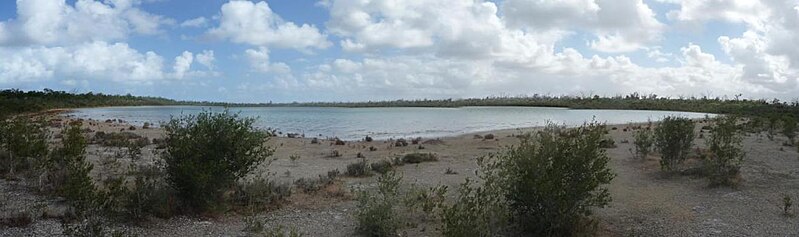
[68,106,712,140]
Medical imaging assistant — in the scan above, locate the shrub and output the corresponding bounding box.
[51,122,97,215]
[654,116,695,171]
[235,174,291,208]
[92,131,149,148]
[633,125,654,159]
[403,185,447,216]
[162,110,274,213]
[441,178,508,237]
[0,117,49,176]
[355,171,402,237]
[395,138,408,147]
[370,160,393,174]
[442,123,614,236]
[401,153,438,164]
[705,116,745,187]
[783,116,797,144]
[123,164,176,220]
[346,158,371,177]
[502,123,613,235]
[294,170,337,194]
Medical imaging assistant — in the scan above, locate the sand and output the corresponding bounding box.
[2,116,799,236]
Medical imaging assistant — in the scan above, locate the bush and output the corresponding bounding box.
[52,122,97,215]
[235,174,291,208]
[783,116,797,144]
[293,170,338,194]
[346,158,371,177]
[633,125,654,159]
[654,116,695,171]
[162,110,274,212]
[92,131,149,148]
[370,160,393,174]
[0,117,49,176]
[121,165,177,220]
[441,178,508,237]
[355,171,402,237]
[401,153,438,164]
[705,116,745,187]
[395,138,408,147]
[443,123,614,236]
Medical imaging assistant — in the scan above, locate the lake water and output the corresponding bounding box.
[68,106,712,140]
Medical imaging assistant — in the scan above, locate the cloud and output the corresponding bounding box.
[196,50,215,70]
[180,17,208,28]
[668,0,799,93]
[172,51,193,79]
[207,1,331,51]
[502,0,664,53]
[0,41,215,84]
[0,41,165,84]
[244,47,291,74]
[0,0,174,46]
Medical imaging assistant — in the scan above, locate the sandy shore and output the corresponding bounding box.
[2,116,799,236]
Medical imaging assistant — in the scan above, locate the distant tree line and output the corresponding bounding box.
[2,89,798,119]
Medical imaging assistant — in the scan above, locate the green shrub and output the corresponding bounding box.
[633,126,654,159]
[443,123,614,236]
[0,117,49,176]
[705,116,745,187]
[92,131,149,148]
[654,116,695,171]
[401,153,437,164]
[403,185,447,216]
[370,160,393,174]
[293,171,337,194]
[123,165,176,220]
[162,110,274,213]
[783,116,797,144]
[355,170,402,237]
[50,122,97,215]
[346,158,371,177]
[235,174,291,208]
[440,178,509,237]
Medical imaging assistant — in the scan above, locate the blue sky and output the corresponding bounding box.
[0,0,797,102]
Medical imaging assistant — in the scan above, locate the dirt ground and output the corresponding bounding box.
[2,117,799,236]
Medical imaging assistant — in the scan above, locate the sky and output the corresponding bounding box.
[0,0,798,103]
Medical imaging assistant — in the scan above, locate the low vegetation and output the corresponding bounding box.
[654,116,695,171]
[162,110,275,213]
[633,122,654,159]
[705,116,746,187]
[355,171,403,237]
[401,153,438,164]
[0,116,48,178]
[442,122,614,236]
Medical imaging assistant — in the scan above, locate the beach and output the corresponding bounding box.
[2,115,799,236]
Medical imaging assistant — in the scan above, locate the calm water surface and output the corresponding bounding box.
[69,106,712,140]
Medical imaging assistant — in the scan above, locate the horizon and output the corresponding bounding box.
[1,0,799,103]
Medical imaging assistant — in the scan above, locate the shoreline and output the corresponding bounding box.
[2,111,797,236]
[59,106,713,142]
